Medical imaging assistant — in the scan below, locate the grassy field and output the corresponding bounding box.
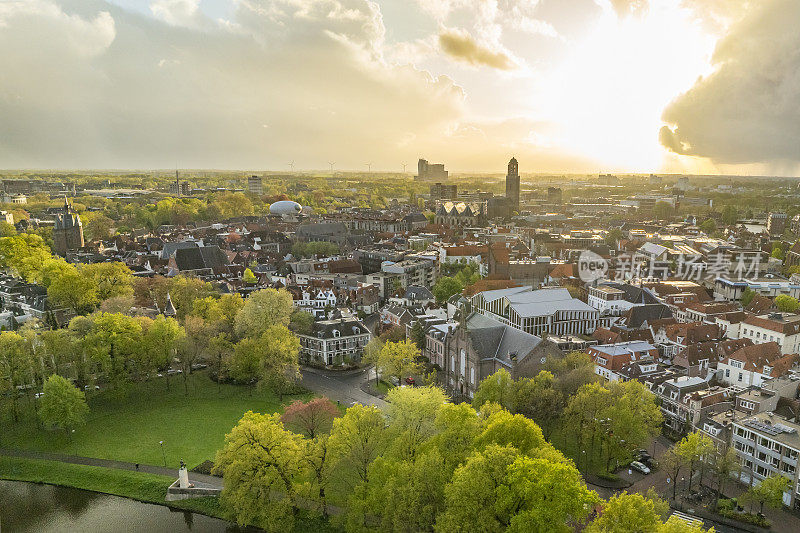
[0,456,340,532]
[1,371,311,468]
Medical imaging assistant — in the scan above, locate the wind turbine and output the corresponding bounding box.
[328,161,335,173]
[402,163,407,173]
[366,162,372,173]
[288,161,295,172]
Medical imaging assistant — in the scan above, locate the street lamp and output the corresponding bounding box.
[159,440,166,467]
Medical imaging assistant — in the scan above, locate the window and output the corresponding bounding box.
[738,373,743,382]
[470,367,475,385]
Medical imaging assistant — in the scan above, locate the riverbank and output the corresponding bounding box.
[0,455,338,533]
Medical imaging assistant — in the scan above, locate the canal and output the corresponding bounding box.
[0,480,255,532]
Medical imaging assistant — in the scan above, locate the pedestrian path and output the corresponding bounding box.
[0,447,223,488]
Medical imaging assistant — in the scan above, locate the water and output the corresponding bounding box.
[0,480,254,532]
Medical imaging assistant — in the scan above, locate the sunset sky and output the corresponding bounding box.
[0,0,797,175]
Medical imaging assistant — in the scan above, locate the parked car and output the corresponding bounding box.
[404,377,416,386]
[34,392,44,399]
[630,461,651,475]
[167,369,182,375]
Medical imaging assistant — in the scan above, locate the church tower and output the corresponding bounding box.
[52,196,84,256]
[505,157,520,212]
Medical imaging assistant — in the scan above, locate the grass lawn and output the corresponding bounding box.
[0,456,341,532]
[1,371,311,468]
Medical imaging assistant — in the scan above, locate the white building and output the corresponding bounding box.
[741,313,800,355]
[471,286,599,336]
[731,414,800,508]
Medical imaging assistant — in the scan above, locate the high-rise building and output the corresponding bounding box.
[52,196,84,255]
[248,175,263,195]
[505,157,520,212]
[429,182,457,201]
[767,212,787,236]
[547,187,562,204]
[415,159,448,181]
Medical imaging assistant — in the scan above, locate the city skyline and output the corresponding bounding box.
[0,0,797,175]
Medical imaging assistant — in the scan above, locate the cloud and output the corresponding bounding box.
[660,0,800,166]
[438,27,515,70]
[150,0,204,27]
[607,0,648,17]
[0,0,467,169]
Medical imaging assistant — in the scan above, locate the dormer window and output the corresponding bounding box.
[333,329,340,338]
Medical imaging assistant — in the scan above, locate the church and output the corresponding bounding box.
[52,197,84,256]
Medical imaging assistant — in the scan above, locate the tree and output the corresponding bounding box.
[605,228,624,247]
[472,369,515,412]
[0,331,33,422]
[81,312,143,391]
[514,371,565,441]
[242,268,258,285]
[213,411,304,532]
[585,491,695,533]
[433,276,463,304]
[721,205,738,226]
[741,288,756,307]
[84,213,114,242]
[81,262,134,301]
[774,294,800,313]
[700,218,716,234]
[143,315,185,391]
[374,339,421,386]
[361,337,383,385]
[47,267,99,314]
[437,444,597,533]
[741,474,791,514]
[675,432,715,496]
[545,350,599,398]
[228,325,300,397]
[234,288,294,339]
[38,374,89,438]
[712,446,740,503]
[384,385,446,460]
[288,310,314,336]
[281,397,339,438]
[329,403,386,487]
[409,319,425,350]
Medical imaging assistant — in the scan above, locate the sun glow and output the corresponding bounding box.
[535,0,718,172]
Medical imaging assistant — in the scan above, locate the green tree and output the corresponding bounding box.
[409,319,425,350]
[514,371,565,441]
[143,315,185,391]
[242,268,258,284]
[586,492,664,533]
[700,218,716,234]
[0,331,33,422]
[605,228,624,247]
[437,444,597,533]
[47,267,99,314]
[472,369,515,412]
[741,474,791,514]
[38,374,89,438]
[81,312,143,391]
[234,288,294,339]
[774,294,800,313]
[84,213,114,242]
[721,205,738,226]
[81,262,134,301]
[329,403,386,487]
[374,339,421,386]
[675,432,715,496]
[228,325,300,397]
[213,411,304,532]
[288,310,314,336]
[384,385,446,460]
[741,288,756,307]
[433,276,463,304]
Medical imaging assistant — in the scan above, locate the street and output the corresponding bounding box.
[300,365,387,409]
